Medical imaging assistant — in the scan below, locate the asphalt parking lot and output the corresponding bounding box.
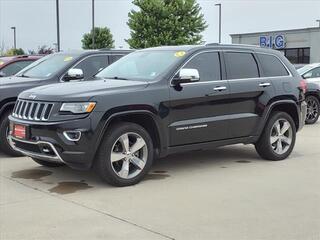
[1,123,319,240]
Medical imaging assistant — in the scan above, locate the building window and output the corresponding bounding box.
[283,48,310,64]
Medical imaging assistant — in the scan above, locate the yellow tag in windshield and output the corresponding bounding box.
[0,61,4,66]
[174,51,186,57]
[64,56,73,62]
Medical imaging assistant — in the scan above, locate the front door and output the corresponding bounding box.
[168,51,231,146]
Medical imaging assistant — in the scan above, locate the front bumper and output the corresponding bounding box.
[9,136,64,164]
[8,115,103,170]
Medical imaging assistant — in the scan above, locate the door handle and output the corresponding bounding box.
[259,82,271,87]
[213,86,227,91]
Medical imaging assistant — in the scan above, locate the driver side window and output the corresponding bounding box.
[72,55,109,80]
[183,52,221,82]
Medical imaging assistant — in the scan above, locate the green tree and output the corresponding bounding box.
[127,0,208,49]
[5,48,25,56]
[82,27,115,49]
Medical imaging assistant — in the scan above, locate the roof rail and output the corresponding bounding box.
[205,43,261,48]
[205,43,220,46]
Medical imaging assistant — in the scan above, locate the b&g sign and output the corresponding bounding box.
[259,35,285,49]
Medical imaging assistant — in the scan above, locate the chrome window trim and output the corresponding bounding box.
[170,50,293,87]
[59,53,125,82]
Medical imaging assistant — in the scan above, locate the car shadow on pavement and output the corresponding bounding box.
[5,144,262,191]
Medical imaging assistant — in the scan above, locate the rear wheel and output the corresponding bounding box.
[32,158,65,167]
[255,111,296,161]
[94,122,154,187]
[305,95,320,124]
[0,110,23,157]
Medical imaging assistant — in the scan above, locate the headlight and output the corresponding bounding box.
[60,102,96,114]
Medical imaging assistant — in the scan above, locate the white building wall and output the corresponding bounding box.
[231,27,320,63]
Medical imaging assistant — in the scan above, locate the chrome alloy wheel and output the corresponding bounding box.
[306,98,319,122]
[270,119,293,155]
[110,132,148,179]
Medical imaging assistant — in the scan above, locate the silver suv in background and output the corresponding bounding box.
[297,63,320,124]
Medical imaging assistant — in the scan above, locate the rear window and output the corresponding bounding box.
[257,53,289,77]
[225,52,259,79]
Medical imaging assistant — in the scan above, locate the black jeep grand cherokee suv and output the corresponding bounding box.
[9,44,307,186]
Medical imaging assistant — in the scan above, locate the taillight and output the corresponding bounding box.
[299,79,307,94]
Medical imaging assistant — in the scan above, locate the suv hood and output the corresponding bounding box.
[19,79,149,102]
[0,75,43,87]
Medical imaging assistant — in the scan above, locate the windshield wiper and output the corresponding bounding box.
[19,74,30,78]
[107,76,129,80]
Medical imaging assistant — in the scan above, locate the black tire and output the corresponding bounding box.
[0,110,23,157]
[94,122,154,187]
[255,111,296,161]
[32,158,65,167]
[305,95,320,125]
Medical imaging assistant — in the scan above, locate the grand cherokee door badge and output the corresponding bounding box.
[176,124,208,131]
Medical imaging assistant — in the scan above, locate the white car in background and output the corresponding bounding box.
[297,63,320,124]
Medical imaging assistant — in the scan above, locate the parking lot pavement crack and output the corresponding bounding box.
[1,174,175,240]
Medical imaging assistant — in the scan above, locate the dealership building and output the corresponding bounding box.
[230,27,320,64]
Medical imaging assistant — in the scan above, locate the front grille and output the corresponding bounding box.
[12,100,54,121]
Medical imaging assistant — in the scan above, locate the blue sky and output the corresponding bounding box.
[0,0,319,51]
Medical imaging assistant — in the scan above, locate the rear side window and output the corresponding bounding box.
[257,53,289,77]
[183,52,221,82]
[0,60,33,77]
[225,52,259,79]
[109,55,124,64]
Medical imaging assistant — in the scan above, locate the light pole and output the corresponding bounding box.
[92,0,95,49]
[317,20,320,28]
[11,27,16,49]
[56,0,61,52]
[215,3,221,43]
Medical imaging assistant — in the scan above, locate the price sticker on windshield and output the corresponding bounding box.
[174,51,186,57]
[64,56,73,62]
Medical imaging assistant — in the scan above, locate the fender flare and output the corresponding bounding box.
[0,101,16,117]
[94,109,166,157]
[257,99,300,136]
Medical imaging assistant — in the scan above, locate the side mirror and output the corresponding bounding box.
[0,71,6,77]
[172,68,200,86]
[64,68,84,81]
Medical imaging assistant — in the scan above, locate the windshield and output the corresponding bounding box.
[96,50,183,81]
[17,54,78,78]
[297,65,316,75]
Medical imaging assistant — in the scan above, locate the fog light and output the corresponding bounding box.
[63,130,82,142]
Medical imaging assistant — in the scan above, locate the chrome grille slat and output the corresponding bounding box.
[28,102,35,120]
[13,100,54,122]
[40,104,48,120]
[15,101,22,117]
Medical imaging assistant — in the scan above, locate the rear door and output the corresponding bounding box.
[168,51,231,146]
[224,51,275,138]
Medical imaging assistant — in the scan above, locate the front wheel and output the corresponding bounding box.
[305,95,320,124]
[94,122,154,187]
[0,110,23,157]
[255,111,296,161]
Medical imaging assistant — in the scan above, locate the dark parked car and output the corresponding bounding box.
[9,44,306,186]
[297,63,320,124]
[0,55,43,77]
[0,49,131,156]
